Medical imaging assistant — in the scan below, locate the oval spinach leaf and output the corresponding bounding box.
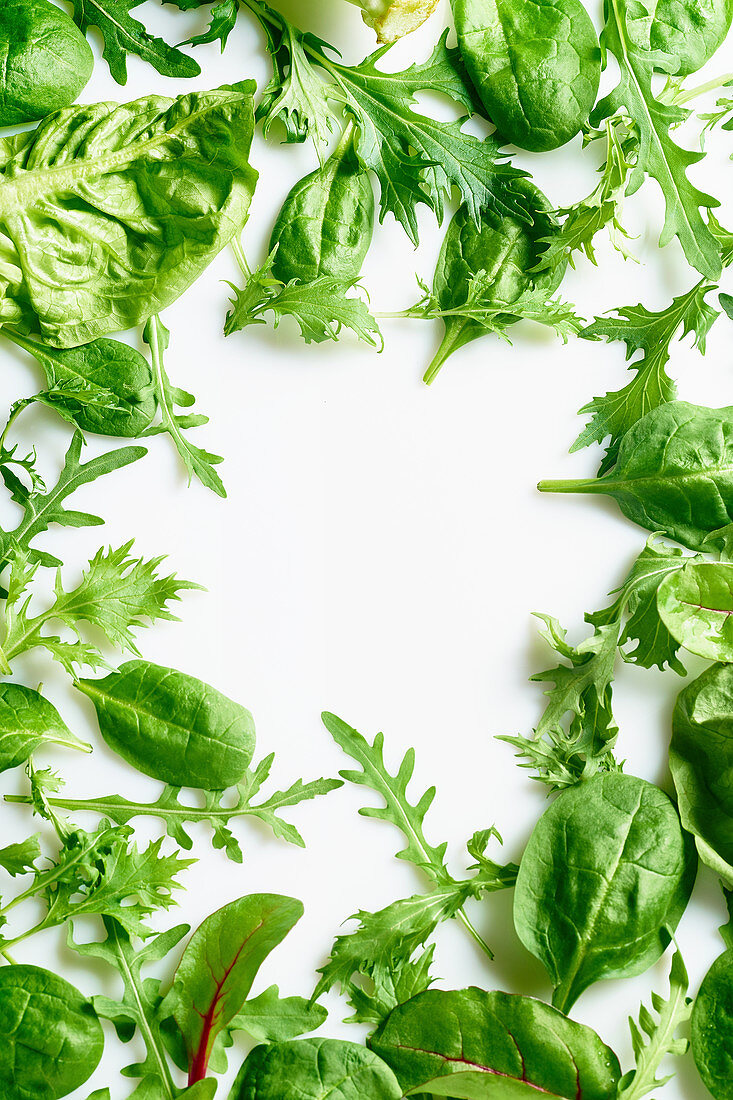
[0,85,258,347]
[0,683,90,774]
[76,660,256,790]
[0,0,93,126]
[630,0,733,77]
[425,181,561,382]
[453,0,601,151]
[371,986,621,1098]
[166,894,303,1082]
[540,402,733,552]
[692,948,733,1099]
[513,772,697,1013]
[3,330,155,438]
[0,964,103,1099]
[230,1037,403,1099]
[671,663,733,884]
[658,562,733,662]
[270,128,375,286]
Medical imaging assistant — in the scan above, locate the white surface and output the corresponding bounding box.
[2,1,733,1095]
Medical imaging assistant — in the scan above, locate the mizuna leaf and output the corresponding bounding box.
[593,0,721,278]
[164,894,303,1084]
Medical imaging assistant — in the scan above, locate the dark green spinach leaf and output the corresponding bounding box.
[0,964,103,1099]
[76,660,256,790]
[371,986,621,1098]
[229,1037,402,1099]
[453,0,601,151]
[0,683,89,774]
[0,0,93,125]
[514,772,696,1012]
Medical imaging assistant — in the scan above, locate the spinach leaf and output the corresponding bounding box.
[76,660,256,790]
[0,683,89,774]
[670,664,733,884]
[2,329,155,439]
[0,964,103,1099]
[72,917,189,1100]
[691,916,733,1100]
[69,0,200,84]
[270,126,374,286]
[618,948,692,1100]
[452,0,601,152]
[347,0,440,42]
[630,0,733,77]
[0,0,93,125]
[539,401,733,552]
[142,316,226,497]
[657,562,733,661]
[244,4,532,245]
[0,85,258,347]
[165,894,303,1084]
[10,754,342,860]
[513,772,697,1012]
[371,987,621,1098]
[229,1038,403,1099]
[407,182,575,383]
[592,0,721,279]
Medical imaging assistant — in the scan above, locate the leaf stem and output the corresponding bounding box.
[674,71,733,106]
[231,235,252,280]
[0,949,16,965]
[537,478,605,494]
[455,909,495,960]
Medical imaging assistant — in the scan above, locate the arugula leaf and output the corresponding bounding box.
[69,0,201,84]
[617,949,692,1099]
[0,835,41,877]
[244,3,531,243]
[10,755,343,861]
[0,431,145,569]
[142,316,226,498]
[225,255,382,346]
[0,543,195,676]
[344,948,435,1027]
[578,282,720,473]
[317,714,518,1005]
[71,917,189,1100]
[174,0,239,50]
[594,0,721,278]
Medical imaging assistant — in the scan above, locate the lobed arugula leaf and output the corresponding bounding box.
[142,316,226,498]
[594,0,721,278]
[9,754,343,861]
[0,431,145,570]
[617,949,692,1099]
[69,0,201,84]
[0,835,41,877]
[71,917,189,1100]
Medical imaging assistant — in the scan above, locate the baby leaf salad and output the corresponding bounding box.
[1,0,733,1098]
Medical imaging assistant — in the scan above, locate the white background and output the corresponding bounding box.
[2,1,733,1095]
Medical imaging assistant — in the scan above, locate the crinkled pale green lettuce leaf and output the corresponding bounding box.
[0,84,258,347]
[346,0,439,41]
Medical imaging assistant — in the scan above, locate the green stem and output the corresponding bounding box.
[456,909,494,960]
[231,235,252,280]
[423,323,469,385]
[674,71,733,106]
[537,478,605,494]
[1,949,17,965]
